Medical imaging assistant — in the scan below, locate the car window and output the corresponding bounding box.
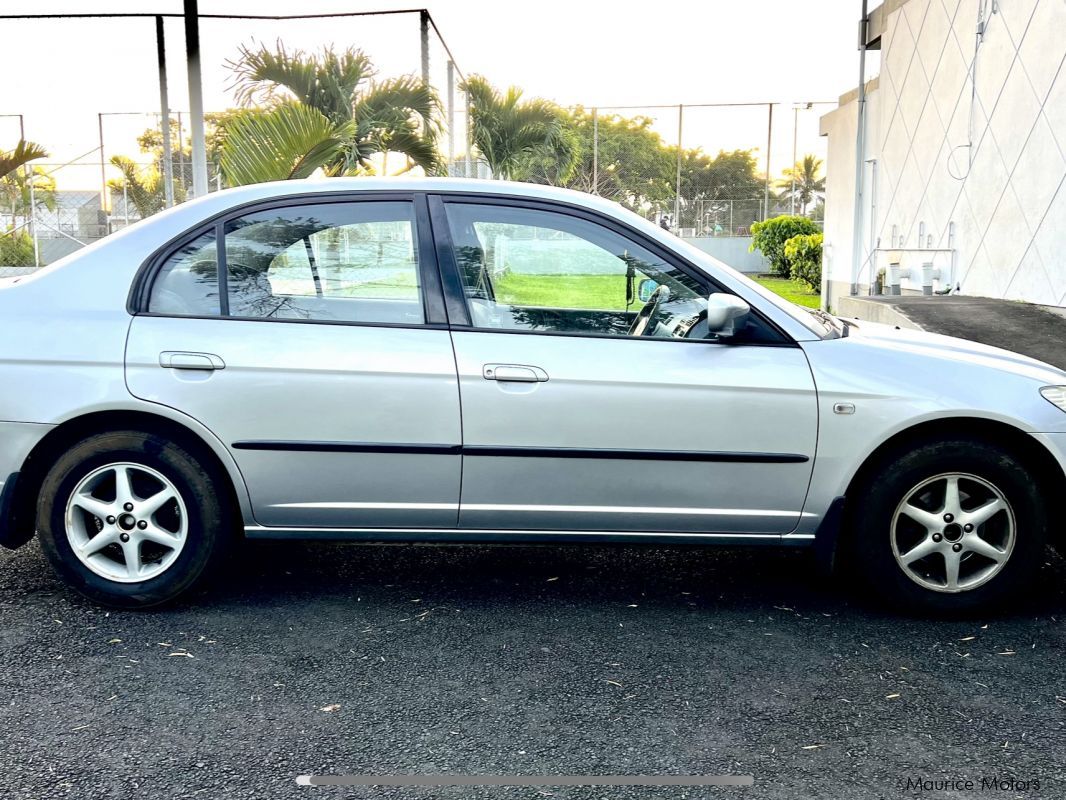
[224,201,422,324]
[148,230,220,316]
[443,203,707,339]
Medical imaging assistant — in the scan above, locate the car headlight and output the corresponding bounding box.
[1040,386,1066,412]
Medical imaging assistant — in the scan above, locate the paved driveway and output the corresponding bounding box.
[2,538,1064,799]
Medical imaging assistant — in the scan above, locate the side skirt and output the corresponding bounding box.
[243,526,817,547]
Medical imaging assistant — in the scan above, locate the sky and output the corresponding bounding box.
[0,0,868,190]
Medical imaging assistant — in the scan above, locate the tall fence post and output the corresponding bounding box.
[156,15,175,208]
[763,102,773,222]
[674,104,683,228]
[465,92,474,178]
[97,112,107,219]
[420,11,430,86]
[592,108,598,194]
[446,60,455,174]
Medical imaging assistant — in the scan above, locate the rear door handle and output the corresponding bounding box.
[159,351,225,371]
[483,364,549,382]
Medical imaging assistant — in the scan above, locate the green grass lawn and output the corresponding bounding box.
[752,276,821,309]
[494,273,634,310]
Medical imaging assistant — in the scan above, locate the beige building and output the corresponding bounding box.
[820,0,1066,310]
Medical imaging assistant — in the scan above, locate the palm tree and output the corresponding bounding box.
[1,140,53,224]
[779,154,826,216]
[462,76,575,182]
[107,156,165,219]
[0,140,47,179]
[221,41,442,185]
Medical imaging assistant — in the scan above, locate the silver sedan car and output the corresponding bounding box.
[1,178,1063,611]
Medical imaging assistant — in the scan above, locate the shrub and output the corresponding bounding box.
[749,215,821,277]
[783,232,824,291]
[0,230,35,267]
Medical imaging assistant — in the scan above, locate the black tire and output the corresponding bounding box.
[847,438,1048,614]
[37,430,232,608]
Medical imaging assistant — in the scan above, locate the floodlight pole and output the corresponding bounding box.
[184,0,209,198]
[156,15,175,208]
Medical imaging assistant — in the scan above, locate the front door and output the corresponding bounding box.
[434,197,818,535]
[126,196,461,529]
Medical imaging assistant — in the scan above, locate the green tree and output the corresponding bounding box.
[223,41,442,183]
[1,140,51,266]
[778,154,825,216]
[462,75,575,182]
[108,155,165,218]
[678,148,764,233]
[560,109,673,213]
[749,214,821,277]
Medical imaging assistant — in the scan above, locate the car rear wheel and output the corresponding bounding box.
[849,438,1048,613]
[37,430,232,608]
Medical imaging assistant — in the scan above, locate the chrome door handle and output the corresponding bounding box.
[483,364,549,382]
[159,351,225,370]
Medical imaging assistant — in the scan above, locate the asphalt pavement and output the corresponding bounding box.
[2,537,1064,799]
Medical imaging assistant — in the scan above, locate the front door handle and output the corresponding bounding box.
[159,351,225,371]
[483,364,549,382]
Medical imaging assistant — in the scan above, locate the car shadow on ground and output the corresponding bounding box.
[189,538,1066,621]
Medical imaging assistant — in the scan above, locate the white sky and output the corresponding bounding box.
[0,0,867,190]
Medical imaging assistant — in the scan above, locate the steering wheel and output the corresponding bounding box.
[628,284,670,337]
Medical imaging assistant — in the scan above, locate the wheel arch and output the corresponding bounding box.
[842,416,1066,542]
[9,409,249,548]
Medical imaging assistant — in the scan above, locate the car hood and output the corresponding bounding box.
[837,317,1066,384]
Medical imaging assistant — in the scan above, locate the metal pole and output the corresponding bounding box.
[674,104,683,229]
[17,115,40,267]
[97,112,107,213]
[419,11,430,86]
[183,0,208,197]
[156,15,175,208]
[592,108,598,194]
[763,103,773,222]
[176,111,184,192]
[850,0,870,296]
[465,92,474,178]
[790,106,798,215]
[123,181,129,226]
[446,60,455,174]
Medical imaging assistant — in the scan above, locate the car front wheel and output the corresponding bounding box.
[850,438,1048,613]
[37,430,232,608]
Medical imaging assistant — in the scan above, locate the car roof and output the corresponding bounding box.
[172,177,625,219]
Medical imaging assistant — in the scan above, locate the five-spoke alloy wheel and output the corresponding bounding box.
[38,429,231,608]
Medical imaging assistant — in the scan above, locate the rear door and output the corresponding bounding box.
[126,193,462,529]
[432,195,818,535]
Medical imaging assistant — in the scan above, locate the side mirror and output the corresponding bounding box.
[637,278,658,303]
[705,293,750,337]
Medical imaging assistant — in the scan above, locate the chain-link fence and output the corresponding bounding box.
[1,9,475,267]
[569,102,833,238]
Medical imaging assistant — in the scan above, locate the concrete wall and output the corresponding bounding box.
[821,0,1066,306]
[681,236,768,273]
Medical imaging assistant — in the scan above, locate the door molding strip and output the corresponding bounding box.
[233,440,808,463]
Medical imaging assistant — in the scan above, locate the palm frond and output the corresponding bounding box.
[0,140,48,178]
[219,103,348,186]
[461,75,572,180]
[108,155,163,217]
[228,40,373,125]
